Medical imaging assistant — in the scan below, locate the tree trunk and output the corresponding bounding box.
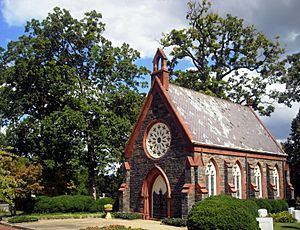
[88,166,96,199]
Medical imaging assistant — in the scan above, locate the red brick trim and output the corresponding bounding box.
[124,91,154,158]
[196,183,208,194]
[193,145,286,161]
[124,76,194,159]
[181,183,193,194]
[251,183,259,192]
[228,183,237,193]
[207,157,222,195]
[186,156,204,167]
[141,165,171,219]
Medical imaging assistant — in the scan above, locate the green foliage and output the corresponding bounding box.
[0,146,43,215]
[89,198,114,213]
[187,195,259,230]
[270,211,296,223]
[162,218,187,227]
[280,53,300,106]
[251,199,288,214]
[161,0,285,116]
[0,7,148,196]
[284,109,300,198]
[32,195,113,213]
[242,199,259,217]
[113,212,142,220]
[8,215,39,223]
[296,197,300,208]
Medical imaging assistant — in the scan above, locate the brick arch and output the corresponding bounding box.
[234,160,246,199]
[205,157,222,195]
[141,165,171,219]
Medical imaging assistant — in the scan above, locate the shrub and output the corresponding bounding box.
[269,211,296,223]
[33,195,114,213]
[252,199,288,214]
[89,198,114,212]
[187,195,259,230]
[113,212,143,220]
[8,216,39,223]
[162,218,187,227]
[242,199,259,217]
[252,199,272,213]
[296,197,300,209]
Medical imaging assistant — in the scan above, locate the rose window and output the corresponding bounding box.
[145,122,171,158]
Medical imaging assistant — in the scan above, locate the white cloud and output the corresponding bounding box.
[1,0,300,140]
[1,0,188,57]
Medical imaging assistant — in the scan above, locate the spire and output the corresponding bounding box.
[151,48,169,90]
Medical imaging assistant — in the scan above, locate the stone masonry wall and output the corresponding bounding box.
[128,92,191,217]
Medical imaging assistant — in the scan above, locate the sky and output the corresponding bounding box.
[0,0,299,142]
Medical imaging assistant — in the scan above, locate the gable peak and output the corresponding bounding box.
[151,48,169,90]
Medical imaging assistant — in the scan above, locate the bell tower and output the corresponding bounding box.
[151,48,169,90]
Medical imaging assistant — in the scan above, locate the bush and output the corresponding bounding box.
[252,199,288,214]
[113,212,142,220]
[162,218,187,227]
[89,198,114,212]
[33,195,114,213]
[242,199,259,217]
[269,211,296,223]
[8,216,39,223]
[187,195,260,230]
[252,199,272,213]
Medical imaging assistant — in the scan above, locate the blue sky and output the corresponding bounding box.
[1,0,299,141]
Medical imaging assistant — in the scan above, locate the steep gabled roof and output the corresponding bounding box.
[168,84,285,156]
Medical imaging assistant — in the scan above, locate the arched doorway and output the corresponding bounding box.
[141,166,171,219]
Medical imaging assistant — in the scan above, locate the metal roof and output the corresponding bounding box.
[168,84,285,155]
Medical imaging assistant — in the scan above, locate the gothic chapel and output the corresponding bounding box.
[119,49,294,219]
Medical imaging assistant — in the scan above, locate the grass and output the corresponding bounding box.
[274,222,300,230]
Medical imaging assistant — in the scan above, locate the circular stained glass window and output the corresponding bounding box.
[145,122,171,158]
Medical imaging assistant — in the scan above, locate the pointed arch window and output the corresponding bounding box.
[254,165,262,198]
[273,167,280,197]
[233,163,242,199]
[205,161,217,197]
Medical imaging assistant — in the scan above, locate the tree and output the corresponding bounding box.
[279,52,300,106]
[160,0,285,115]
[0,8,148,195]
[284,109,300,197]
[0,146,43,215]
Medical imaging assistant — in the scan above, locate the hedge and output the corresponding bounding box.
[8,216,39,223]
[187,195,260,230]
[251,199,288,214]
[113,212,143,220]
[32,195,113,213]
[162,218,187,227]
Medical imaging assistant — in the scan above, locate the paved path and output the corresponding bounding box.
[2,218,187,230]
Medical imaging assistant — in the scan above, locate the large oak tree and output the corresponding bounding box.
[161,0,286,115]
[0,8,148,196]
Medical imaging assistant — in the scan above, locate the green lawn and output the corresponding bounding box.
[274,222,300,230]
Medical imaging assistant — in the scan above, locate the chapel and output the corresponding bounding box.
[118,48,294,219]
